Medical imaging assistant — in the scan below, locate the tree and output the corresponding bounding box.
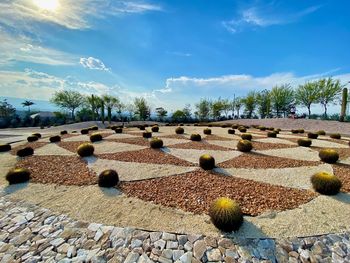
[182,104,192,122]
[221,99,231,118]
[115,101,125,120]
[86,95,98,120]
[172,110,185,123]
[195,98,211,121]
[0,99,16,118]
[242,91,257,118]
[256,90,271,118]
[295,82,320,117]
[231,97,242,118]
[211,98,224,120]
[317,77,344,118]
[156,107,168,122]
[270,84,294,117]
[22,100,35,113]
[102,95,119,124]
[134,97,150,120]
[126,104,136,121]
[50,90,84,120]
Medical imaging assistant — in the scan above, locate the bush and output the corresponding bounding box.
[49,135,61,143]
[319,149,339,163]
[237,140,253,152]
[6,168,31,185]
[209,197,243,232]
[267,132,277,138]
[297,138,312,147]
[241,133,252,141]
[175,127,184,134]
[151,126,159,132]
[311,172,342,195]
[81,129,89,134]
[98,169,119,187]
[190,134,202,141]
[90,133,103,142]
[231,124,239,129]
[32,133,41,138]
[0,144,11,152]
[89,126,98,131]
[330,133,341,139]
[238,126,247,133]
[317,130,326,136]
[199,154,215,170]
[77,143,94,157]
[307,132,318,139]
[203,128,212,135]
[143,132,152,138]
[228,129,235,134]
[27,135,39,142]
[60,130,68,135]
[115,127,123,133]
[17,147,34,157]
[150,138,163,149]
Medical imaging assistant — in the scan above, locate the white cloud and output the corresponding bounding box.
[223,4,322,33]
[80,57,110,71]
[0,0,162,31]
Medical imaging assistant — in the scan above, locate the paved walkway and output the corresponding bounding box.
[0,195,349,263]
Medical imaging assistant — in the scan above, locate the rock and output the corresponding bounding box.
[162,232,176,241]
[204,236,217,248]
[218,238,234,249]
[177,235,187,246]
[149,232,162,243]
[166,241,178,249]
[158,256,172,263]
[94,229,104,242]
[193,240,206,260]
[161,249,173,259]
[226,249,239,259]
[88,223,102,232]
[206,248,222,261]
[124,252,140,263]
[154,239,166,250]
[187,234,202,244]
[57,243,70,254]
[132,230,149,241]
[50,238,65,247]
[67,245,77,258]
[137,253,153,263]
[173,250,185,261]
[179,252,192,263]
[184,241,192,251]
[131,239,143,249]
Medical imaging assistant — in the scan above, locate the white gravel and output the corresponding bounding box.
[206,140,239,150]
[257,147,320,161]
[62,135,90,142]
[104,133,140,140]
[310,139,348,148]
[34,143,75,156]
[160,138,190,146]
[92,141,147,154]
[254,137,296,145]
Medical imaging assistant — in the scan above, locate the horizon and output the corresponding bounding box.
[1,0,350,114]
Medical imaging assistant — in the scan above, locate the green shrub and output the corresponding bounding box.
[276,128,281,132]
[6,168,31,185]
[209,197,243,232]
[228,129,235,135]
[98,169,119,187]
[0,144,11,152]
[330,133,341,139]
[60,130,68,135]
[319,149,339,163]
[143,132,152,138]
[150,138,163,149]
[32,133,41,138]
[238,126,247,133]
[49,135,61,143]
[317,130,326,136]
[237,140,253,152]
[81,129,89,135]
[231,124,239,129]
[311,172,342,195]
[151,126,159,132]
[203,128,212,135]
[77,143,94,157]
[175,127,184,134]
[115,127,123,133]
[90,133,103,142]
[297,138,312,147]
[17,147,34,157]
[27,135,39,142]
[199,154,215,170]
[190,134,202,141]
[267,131,277,138]
[307,132,318,139]
[241,133,252,141]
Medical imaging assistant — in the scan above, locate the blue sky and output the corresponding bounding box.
[0,0,350,114]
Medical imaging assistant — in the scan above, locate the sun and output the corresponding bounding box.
[33,0,60,11]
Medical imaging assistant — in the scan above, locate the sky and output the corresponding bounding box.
[0,0,350,115]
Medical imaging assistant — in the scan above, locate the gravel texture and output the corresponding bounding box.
[219,152,320,169]
[33,143,75,156]
[106,137,150,146]
[203,135,232,141]
[169,141,232,151]
[98,148,196,166]
[62,135,90,142]
[332,163,350,192]
[16,155,96,186]
[251,141,297,151]
[257,147,321,161]
[120,169,317,216]
[10,142,48,155]
[254,137,296,145]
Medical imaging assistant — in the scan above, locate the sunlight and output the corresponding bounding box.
[32,0,60,11]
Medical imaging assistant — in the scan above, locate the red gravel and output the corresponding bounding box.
[204,135,232,141]
[98,148,195,166]
[332,163,350,193]
[219,152,320,169]
[252,141,297,151]
[10,142,48,155]
[58,141,87,153]
[120,169,317,216]
[108,137,150,146]
[16,155,97,186]
[158,134,187,139]
[170,141,231,151]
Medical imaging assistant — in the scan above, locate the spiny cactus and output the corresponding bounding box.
[329,133,341,139]
[307,132,318,139]
[77,143,94,157]
[143,131,152,138]
[203,128,212,135]
[81,128,89,135]
[98,169,119,187]
[238,126,247,133]
[237,140,253,152]
[27,135,39,142]
[32,133,41,138]
[297,138,312,147]
[150,138,163,149]
[17,147,34,157]
[319,149,339,163]
[175,127,184,134]
[49,135,61,143]
[151,126,159,132]
[115,127,123,133]
[90,133,103,142]
[209,197,243,232]
[190,134,202,141]
[317,130,326,136]
[241,133,252,141]
[6,168,31,185]
[199,154,215,170]
[0,144,11,152]
[311,172,342,195]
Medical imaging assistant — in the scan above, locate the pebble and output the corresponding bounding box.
[0,196,348,263]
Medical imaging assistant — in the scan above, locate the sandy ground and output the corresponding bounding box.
[257,147,320,161]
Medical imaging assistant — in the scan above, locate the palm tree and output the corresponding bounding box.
[102,95,119,124]
[22,100,34,113]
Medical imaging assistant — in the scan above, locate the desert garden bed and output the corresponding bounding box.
[120,169,317,216]
[108,137,150,146]
[204,135,233,141]
[251,141,297,151]
[219,152,320,169]
[10,142,48,155]
[170,141,232,151]
[332,163,350,192]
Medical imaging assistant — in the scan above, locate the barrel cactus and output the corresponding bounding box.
[90,133,103,142]
[297,138,312,147]
[77,143,94,157]
[329,133,341,139]
[203,128,212,135]
[241,133,252,141]
[49,135,61,143]
[60,130,68,135]
[0,144,11,152]
[27,135,39,142]
[190,134,202,141]
[319,149,339,163]
[267,131,277,138]
[199,154,215,170]
[6,168,31,185]
[17,147,34,157]
[237,140,253,152]
[307,132,318,139]
[98,169,119,187]
[317,130,326,136]
[143,131,152,138]
[150,138,163,149]
[151,126,159,132]
[81,128,89,135]
[175,127,184,134]
[311,172,342,195]
[32,133,41,138]
[228,129,235,135]
[115,127,123,133]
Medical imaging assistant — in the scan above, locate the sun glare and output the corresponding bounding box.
[33,0,60,11]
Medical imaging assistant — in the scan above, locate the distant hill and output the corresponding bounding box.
[0,96,59,112]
